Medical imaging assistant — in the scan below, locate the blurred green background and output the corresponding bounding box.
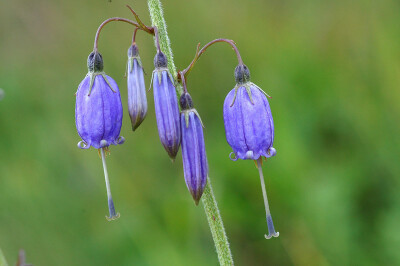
[1,0,399,265]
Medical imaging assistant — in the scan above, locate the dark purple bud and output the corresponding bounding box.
[127,44,147,131]
[223,82,275,161]
[179,92,194,110]
[234,64,250,84]
[154,51,168,68]
[127,44,139,57]
[180,103,208,205]
[87,51,104,72]
[152,53,181,160]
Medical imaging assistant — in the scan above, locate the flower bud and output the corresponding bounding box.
[75,52,124,149]
[154,51,168,68]
[234,64,250,84]
[127,44,147,131]
[180,93,208,204]
[87,51,104,72]
[151,51,181,159]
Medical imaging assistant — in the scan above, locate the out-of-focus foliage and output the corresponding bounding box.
[0,248,8,266]
[0,0,399,265]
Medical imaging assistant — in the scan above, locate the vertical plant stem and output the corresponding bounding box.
[147,0,234,265]
[202,177,234,265]
[147,0,183,96]
[0,248,8,266]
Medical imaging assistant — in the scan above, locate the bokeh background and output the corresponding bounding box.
[1,0,399,265]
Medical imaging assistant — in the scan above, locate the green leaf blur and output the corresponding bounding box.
[0,0,399,265]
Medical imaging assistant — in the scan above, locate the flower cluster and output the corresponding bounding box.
[74,7,279,239]
[74,27,195,219]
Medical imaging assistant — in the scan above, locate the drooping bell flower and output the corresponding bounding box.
[127,43,147,131]
[151,51,181,160]
[75,51,124,221]
[223,64,278,239]
[224,64,275,161]
[180,92,208,205]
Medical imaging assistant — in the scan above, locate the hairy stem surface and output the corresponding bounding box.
[147,0,183,96]
[202,177,234,265]
[147,1,234,264]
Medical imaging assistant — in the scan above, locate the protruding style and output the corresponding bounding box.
[127,44,147,131]
[151,51,181,159]
[256,158,279,239]
[180,92,208,204]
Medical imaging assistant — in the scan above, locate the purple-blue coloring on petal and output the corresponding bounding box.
[223,83,275,160]
[152,69,181,159]
[75,74,123,149]
[181,110,208,204]
[127,56,147,131]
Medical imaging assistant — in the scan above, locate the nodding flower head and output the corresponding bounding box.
[151,51,181,160]
[224,64,279,239]
[75,51,125,150]
[223,64,276,161]
[180,92,208,205]
[127,44,147,131]
[75,51,123,221]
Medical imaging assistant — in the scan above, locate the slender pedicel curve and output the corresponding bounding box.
[94,6,158,51]
[256,158,279,239]
[132,27,139,45]
[100,148,120,221]
[93,17,141,51]
[179,38,244,80]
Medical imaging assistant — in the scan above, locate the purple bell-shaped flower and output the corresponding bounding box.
[75,51,124,221]
[180,92,208,204]
[224,65,275,161]
[127,44,147,131]
[223,64,278,239]
[151,51,181,160]
[76,52,124,149]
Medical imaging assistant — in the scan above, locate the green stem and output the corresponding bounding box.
[0,248,8,266]
[202,177,234,265]
[147,0,183,96]
[147,1,234,265]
